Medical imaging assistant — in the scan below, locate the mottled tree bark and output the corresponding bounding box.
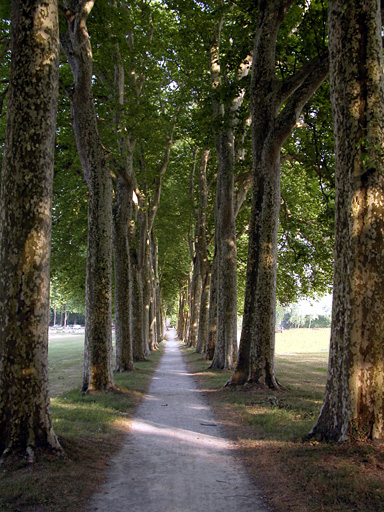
[113,178,134,372]
[144,241,155,351]
[206,252,218,360]
[187,257,202,348]
[61,1,114,392]
[196,150,211,354]
[309,0,384,442]
[0,0,61,459]
[153,240,162,344]
[211,129,238,369]
[130,241,146,361]
[182,275,192,342]
[142,239,153,354]
[228,0,328,388]
[112,53,135,372]
[209,21,238,369]
[150,236,160,348]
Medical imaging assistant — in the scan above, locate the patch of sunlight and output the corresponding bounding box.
[132,419,230,450]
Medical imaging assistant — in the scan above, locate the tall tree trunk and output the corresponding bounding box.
[309,0,384,442]
[178,280,189,340]
[142,241,152,354]
[211,129,238,369]
[187,257,202,348]
[208,17,253,369]
[61,1,114,393]
[145,242,157,351]
[183,274,192,342]
[153,239,162,343]
[228,0,328,388]
[130,246,146,361]
[197,270,211,354]
[0,0,62,459]
[206,249,218,360]
[112,49,134,372]
[196,150,211,354]
[150,236,160,348]
[113,178,134,372]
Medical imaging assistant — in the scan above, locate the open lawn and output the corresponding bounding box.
[48,334,85,397]
[275,327,330,354]
[181,328,384,512]
[0,335,164,512]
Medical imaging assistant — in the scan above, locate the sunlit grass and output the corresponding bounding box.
[275,327,330,353]
[181,329,384,512]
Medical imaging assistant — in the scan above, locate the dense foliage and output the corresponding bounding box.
[0,0,335,319]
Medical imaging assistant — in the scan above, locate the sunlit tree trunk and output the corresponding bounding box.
[0,0,62,459]
[309,0,384,442]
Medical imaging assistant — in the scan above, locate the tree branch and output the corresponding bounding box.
[275,52,329,109]
[270,53,329,153]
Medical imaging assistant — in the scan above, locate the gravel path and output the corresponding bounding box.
[87,330,268,512]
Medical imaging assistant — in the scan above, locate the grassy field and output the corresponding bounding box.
[180,328,384,512]
[0,334,164,512]
[48,334,85,397]
[275,327,330,354]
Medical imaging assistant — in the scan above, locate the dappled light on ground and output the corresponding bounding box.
[87,330,268,512]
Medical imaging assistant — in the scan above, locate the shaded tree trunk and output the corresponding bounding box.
[196,150,211,354]
[0,0,62,459]
[211,128,238,369]
[197,269,211,354]
[309,0,384,442]
[178,280,189,341]
[208,26,237,369]
[112,50,134,372]
[206,248,218,360]
[228,0,328,388]
[113,178,134,372]
[61,1,114,392]
[187,257,202,348]
[130,245,146,361]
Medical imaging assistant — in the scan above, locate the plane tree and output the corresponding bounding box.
[0,0,62,459]
[228,0,329,389]
[309,0,384,442]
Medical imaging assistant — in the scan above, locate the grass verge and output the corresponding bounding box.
[179,339,384,512]
[0,338,165,512]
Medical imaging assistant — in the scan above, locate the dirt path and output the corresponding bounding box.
[87,330,268,512]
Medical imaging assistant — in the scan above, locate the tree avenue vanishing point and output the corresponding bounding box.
[1,0,383,472]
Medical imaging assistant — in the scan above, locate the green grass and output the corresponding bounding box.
[0,335,165,512]
[275,327,330,354]
[48,334,85,397]
[181,329,384,512]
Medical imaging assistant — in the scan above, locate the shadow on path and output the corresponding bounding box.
[87,329,268,512]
